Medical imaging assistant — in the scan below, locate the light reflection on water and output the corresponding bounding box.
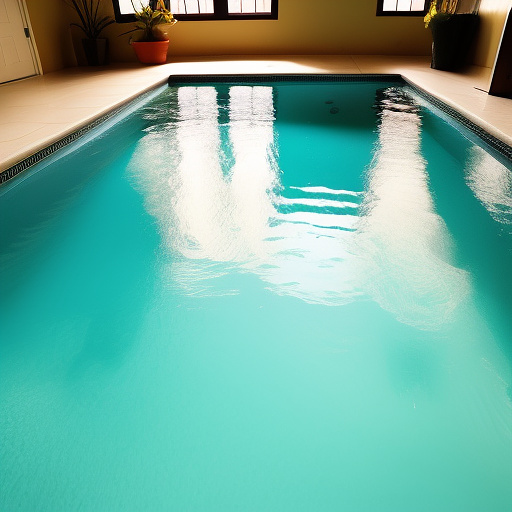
[465,145,512,225]
[130,85,470,327]
[353,88,469,329]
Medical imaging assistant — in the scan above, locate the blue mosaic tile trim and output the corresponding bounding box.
[1,123,100,185]
[0,83,165,185]
[2,73,510,185]
[168,74,512,161]
[403,79,512,162]
[168,73,404,85]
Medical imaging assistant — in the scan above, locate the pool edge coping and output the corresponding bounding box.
[400,76,512,161]
[0,77,169,185]
[1,72,511,185]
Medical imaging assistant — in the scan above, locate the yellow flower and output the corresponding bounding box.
[424,1,438,27]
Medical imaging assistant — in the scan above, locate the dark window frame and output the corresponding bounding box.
[112,0,278,23]
[376,0,429,16]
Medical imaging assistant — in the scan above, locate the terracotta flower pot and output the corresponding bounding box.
[132,40,169,65]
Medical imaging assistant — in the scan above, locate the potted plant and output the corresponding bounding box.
[424,0,480,71]
[121,0,178,65]
[66,0,115,66]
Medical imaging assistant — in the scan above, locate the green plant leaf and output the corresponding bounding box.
[66,0,114,39]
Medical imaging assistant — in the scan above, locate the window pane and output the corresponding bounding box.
[118,0,146,14]
[241,0,256,13]
[410,0,425,10]
[255,0,271,12]
[382,0,398,11]
[198,0,214,13]
[228,0,242,13]
[171,0,187,13]
[185,0,199,13]
[396,0,412,10]
[229,0,266,13]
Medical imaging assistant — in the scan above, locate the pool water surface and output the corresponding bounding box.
[1,80,511,511]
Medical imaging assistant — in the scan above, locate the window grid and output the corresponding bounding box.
[170,0,214,14]
[376,0,429,15]
[227,0,272,14]
[112,0,277,21]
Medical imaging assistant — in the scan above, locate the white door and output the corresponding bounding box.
[0,0,38,84]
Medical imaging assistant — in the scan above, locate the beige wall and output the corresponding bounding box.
[26,0,509,71]
[470,0,511,67]
[103,0,433,61]
[25,0,76,73]
[105,0,433,61]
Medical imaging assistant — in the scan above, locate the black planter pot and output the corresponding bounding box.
[430,13,479,71]
[82,38,109,66]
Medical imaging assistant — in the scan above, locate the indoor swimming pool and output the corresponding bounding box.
[1,78,511,511]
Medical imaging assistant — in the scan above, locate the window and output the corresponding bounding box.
[376,0,429,16]
[112,0,278,22]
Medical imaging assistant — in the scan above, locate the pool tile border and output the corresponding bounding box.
[1,73,511,185]
[0,83,165,185]
[167,74,512,161]
[402,79,512,161]
[167,73,404,83]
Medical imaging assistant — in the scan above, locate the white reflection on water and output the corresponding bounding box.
[352,89,469,328]
[289,186,362,197]
[465,146,512,224]
[130,85,361,304]
[130,85,469,325]
[227,86,278,260]
[130,86,278,296]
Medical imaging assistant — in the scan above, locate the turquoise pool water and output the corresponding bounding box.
[1,80,511,511]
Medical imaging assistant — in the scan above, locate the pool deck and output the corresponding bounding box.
[0,55,511,176]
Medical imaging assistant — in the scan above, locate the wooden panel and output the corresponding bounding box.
[0,0,37,83]
[0,0,9,22]
[0,37,20,66]
[489,7,512,98]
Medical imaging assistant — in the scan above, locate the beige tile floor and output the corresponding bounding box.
[0,55,511,176]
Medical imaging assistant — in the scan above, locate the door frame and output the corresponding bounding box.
[18,0,41,77]
[0,0,41,83]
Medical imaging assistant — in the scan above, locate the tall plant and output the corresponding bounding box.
[66,0,115,39]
